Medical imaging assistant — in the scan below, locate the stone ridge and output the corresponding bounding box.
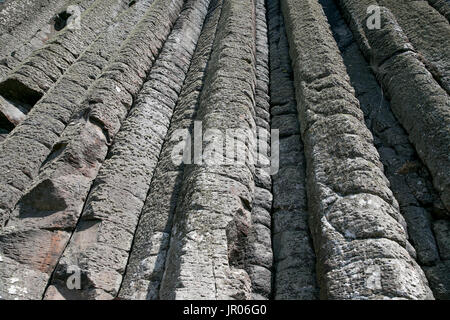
[0,0,448,300]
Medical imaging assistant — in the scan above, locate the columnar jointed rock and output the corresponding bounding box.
[0,0,129,107]
[0,0,448,301]
[0,0,154,228]
[0,0,94,81]
[361,7,450,214]
[0,0,184,300]
[376,0,450,94]
[338,0,450,94]
[427,0,450,22]
[119,0,222,300]
[281,0,433,299]
[43,0,212,300]
[0,0,154,227]
[266,0,318,300]
[320,0,449,299]
[158,0,257,300]
[0,0,92,131]
[337,3,450,211]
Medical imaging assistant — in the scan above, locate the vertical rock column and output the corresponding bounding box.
[0,0,184,300]
[361,7,450,214]
[362,7,450,299]
[43,0,211,300]
[376,0,450,94]
[245,0,273,300]
[159,0,257,300]
[338,1,450,211]
[320,0,450,300]
[319,0,449,300]
[119,0,223,300]
[266,0,318,300]
[0,0,154,227]
[281,0,433,299]
[0,0,94,129]
[0,0,67,79]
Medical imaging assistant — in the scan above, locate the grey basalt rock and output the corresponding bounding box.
[158,0,257,300]
[0,0,129,106]
[376,0,450,94]
[281,0,433,299]
[0,0,448,301]
[433,219,450,261]
[426,0,450,22]
[362,7,450,214]
[0,0,154,227]
[119,0,223,301]
[44,0,212,300]
[320,0,448,297]
[338,0,450,95]
[0,0,184,300]
[0,0,94,82]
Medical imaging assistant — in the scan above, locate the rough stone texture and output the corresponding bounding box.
[362,7,450,215]
[338,0,450,94]
[245,0,273,301]
[0,0,449,300]
[281,0,433,299]
[0,0,94,81]
[338,1,450,213]
[44,0,212,300]
[321,0,448,298]
[0,0,129,106]
[427,0,450,22]
[376,0,450,94]
[0,0,184,300]
[158,0,257,300]
[119,0,222,300]
[0,0,154,227]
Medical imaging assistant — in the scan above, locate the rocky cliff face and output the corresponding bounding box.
[0,0,448,300]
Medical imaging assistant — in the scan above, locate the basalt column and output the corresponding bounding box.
[245,0,273,300]
[159,0,257,300]
[0,0,154,227]
[266,0,318,300]
[119,0,223,300]
[0,0,184,300]
[43,0,211,300]
[281,0,433,299]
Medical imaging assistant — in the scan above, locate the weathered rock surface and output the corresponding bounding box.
[0,0,94,81]
[158,0,257,300]
[0,0,153,227]
[321,0,448,299]
[281,0,433,299]
[119,0,222,300]
[0,0,448,300]
[0,0,129,108]
[44,0,212,300]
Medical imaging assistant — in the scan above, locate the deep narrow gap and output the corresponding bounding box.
[266,0,319,300]
[245,0,273,300]
[0,79,42,111]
